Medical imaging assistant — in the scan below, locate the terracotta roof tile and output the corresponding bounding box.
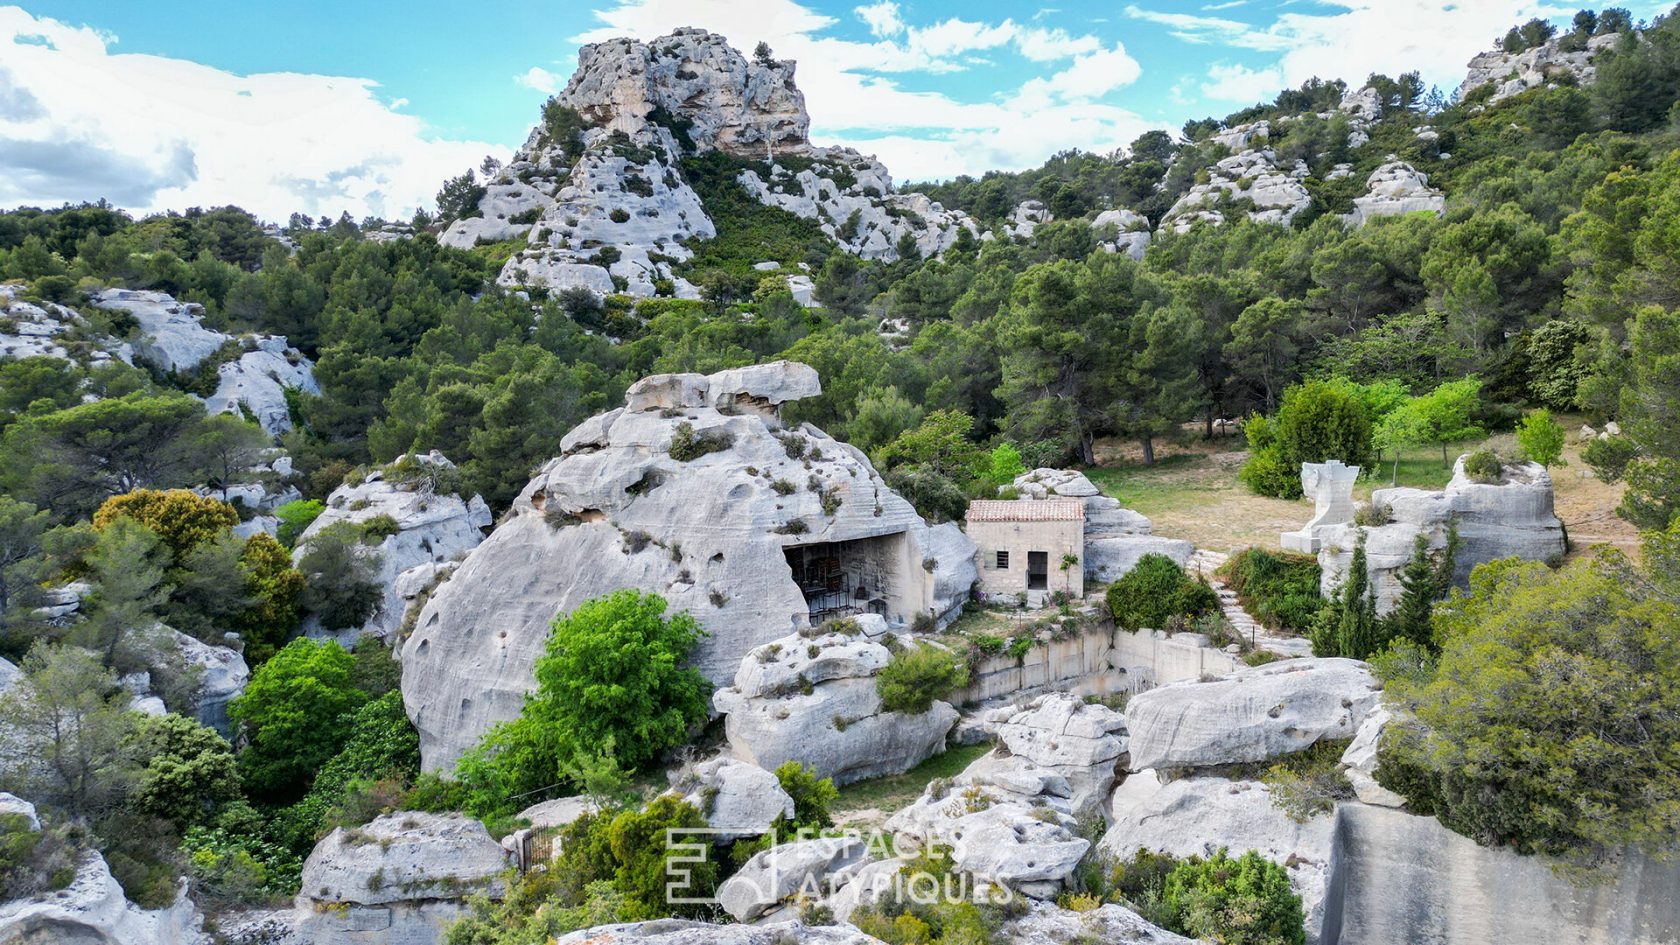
[966,499,1085,523]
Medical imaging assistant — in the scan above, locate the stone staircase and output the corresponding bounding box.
[1190,549,1315,659]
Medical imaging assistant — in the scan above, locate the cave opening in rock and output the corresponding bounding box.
[783,533,909,625]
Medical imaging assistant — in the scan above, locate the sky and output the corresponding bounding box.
[0,0,1669,222]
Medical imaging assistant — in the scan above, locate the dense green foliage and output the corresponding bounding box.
[1093,847,1305,945]
[1241,379,1373,498]
[1219,548,1325,632]
[1106,553,1219,632]
[228,638,368,801]
[875,643,971,714]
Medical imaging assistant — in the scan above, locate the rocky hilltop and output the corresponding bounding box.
[442,29,981,295]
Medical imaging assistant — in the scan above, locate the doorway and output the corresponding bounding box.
[1027,551,1048,591]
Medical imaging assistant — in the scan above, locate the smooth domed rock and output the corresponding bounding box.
[674,756,794,841]
[1099,777,1335,942]
[1125,657,1381,771]
[714,630,957,786]
[993,692,1127,816]
[298,452,490,645]
[1003,899,1194,944]
[402,365,974,772]
[1348,161,1444,225]
[719,835,868,920]
[1318,456,1565,612]
[204,339,319,436]
[93,288,224,373]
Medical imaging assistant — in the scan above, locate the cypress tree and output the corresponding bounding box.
[1335,535,1383,659]
[1387,532,1438,649]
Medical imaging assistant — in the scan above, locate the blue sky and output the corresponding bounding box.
[1,1,1668,220]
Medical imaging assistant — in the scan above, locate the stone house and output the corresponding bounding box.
[967,499,1085,606]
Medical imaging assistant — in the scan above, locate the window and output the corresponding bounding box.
[995,550,1010,569]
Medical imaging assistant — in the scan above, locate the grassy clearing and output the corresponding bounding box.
[833,743,991,816]
[1084,422,1636,558]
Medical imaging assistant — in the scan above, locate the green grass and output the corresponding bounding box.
[833,744,991,814]
[1083,454,1207,515]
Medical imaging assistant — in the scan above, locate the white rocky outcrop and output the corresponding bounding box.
[1003,900,1194,944]
[1008,469,1191,584]
[1318,456,1566,613]
[204,338,320,436]
[719,835,868,920]
[673,756,794,841]
[1100,776,1336,942]
[1340,704,1404,808]
[298,452,490,645]
[556,923,887,945]
[1165,149,1312,231]
[1211,120,1270,151]
[1006,200,1050,239]
[713,629,957,786]
[1347,161,1445,226]
[93,288,224,373]
[993,693,1127,816]
[738,149,982,262]
[1091,208,1151,260]
[1124,657,1381,771]
[290,812,509,945]
[1459,31,1622,105]
[0,847,204,945]
[173,630,248,734]
[1338,85,1384,124]
[401,362,976,772]
[0,284,130,365]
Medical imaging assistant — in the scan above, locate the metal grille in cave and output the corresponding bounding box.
[784,538,897,624]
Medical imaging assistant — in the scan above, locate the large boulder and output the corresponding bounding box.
[992,693,1127,816]
[555,922,887,945]
[0,847,204,945]
[172,630,248,735]
[291,812,509,945]
[1124,658,1381,771]
[1003,899,1194,944]
[713,629,957,786]
[673,756,794,841]
[298,452,490,645]
[718,835,868,920]
[1339,704,1404,808]
[203,338,319,436]
[1318,456,1566,612]
[92,288,225,373]
[1347,161,1445,226]
[1099,776,1337,942]
[402,364,973,772]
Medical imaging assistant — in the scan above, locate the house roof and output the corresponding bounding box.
[966,499,1085,523]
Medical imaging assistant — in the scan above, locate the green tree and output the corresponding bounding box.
[71,518,171,671]
[0,497,51,649]
[228,638,368,800]
[272,690,419,852]
[295,522,383,632]
[1515,408,1567,469]
[1584,307,1680,530]
[456,591,710,812]
[194,414,272,503]
[0,644,140,819]
[3,393,208,517]
[875,644,970,715]
[92,489,238,563]
[874,410,989,487]
[1313,535,1382,659]
[1379,554,1680,864]
[846,386,923,454]
[1162,849,1305,945]
[127,713,241,827]
[1241,379,1373,498]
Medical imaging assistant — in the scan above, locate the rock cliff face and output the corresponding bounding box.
[1346,161,1444,226]
[400,361,976,772]
[1459,32,1621,105]
[0,284,131,365]
[0,845,205,945]
[1318,456,1565,612]
[1164,149,1313,231]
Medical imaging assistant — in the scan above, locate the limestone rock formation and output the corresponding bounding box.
[555,922,887,945]
[172,630,249,734]
[1100,776,1337,942]
[0,847,205,945]
[1460,31,1621,105]
[1280,460,1360,554]
[401,362,975,772]
[1124,657,1381,771]
[738,150,982,262]
[719,835,868,920]
[1165,150,1312,231]
[1318,455,1566,612]
[298,452,490,645]
[203,338,320,436]
[0,793,39,830]
[1006,200,1050,239]
[0,284,130,365]
[93,288,224,373]
[1348,161,1444,226]
[992,692,1127,816]
[1340,704,1404,808]
[885,750,1089,898]
[1091,208,1152,260]
[713,628,957,786]
[673,756,794,841]
[291,812,508,945]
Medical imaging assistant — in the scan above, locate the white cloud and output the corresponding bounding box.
[0,7,501,221]
[855,1,904,38]
[572,0,1154,179]
[516,66,566,96]
[1122,5,1296,51]
[1202,62,1285,102]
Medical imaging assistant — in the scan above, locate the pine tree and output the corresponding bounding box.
[1386,533,1438,649]
[1432,522,1461,600]
[1334,535,1383,659]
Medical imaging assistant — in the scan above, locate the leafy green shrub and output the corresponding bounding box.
[296,521,383,632]
[127,713,241,827]
[182,822,302,907]
[359,513,402,543]
[668,422,733,461]
[1161,849,1305,945]
[228,638,368,802]
[852,845,1009,945]
[0,815,78,901]
[1106,554,1218,632]
[1240,379,1374,499]
[271,690,420,853]
[1515,408,1567,469]
[1261,739,1354,822]
[1220,548,1324,633]
[876,644,970,714]
[1462,448,1503,483]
